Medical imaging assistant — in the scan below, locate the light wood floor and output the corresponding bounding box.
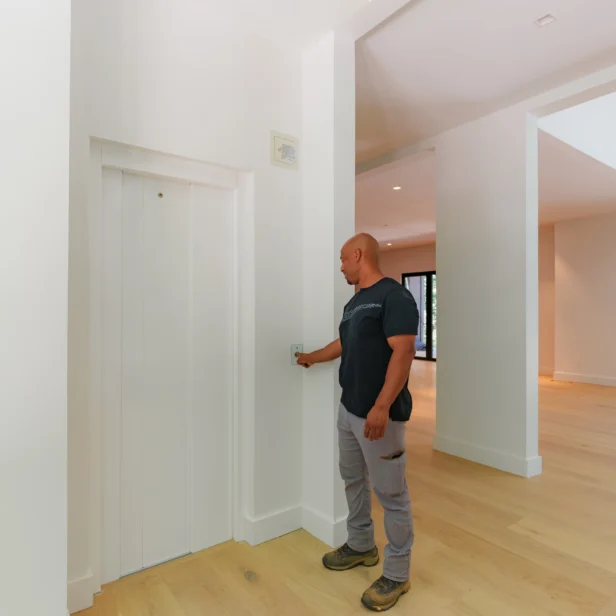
[77,362,616,616]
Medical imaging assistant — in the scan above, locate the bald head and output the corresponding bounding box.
[340,233,383,286]
[343,233,381,266]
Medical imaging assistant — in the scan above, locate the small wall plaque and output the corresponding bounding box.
[271,131,299,170]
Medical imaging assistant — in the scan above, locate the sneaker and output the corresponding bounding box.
[322,543,379,571]
[361,576,411,612]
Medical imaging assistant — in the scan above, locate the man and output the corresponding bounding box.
[296,233,419,612]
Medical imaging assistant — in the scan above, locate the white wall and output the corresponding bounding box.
[69,0,304,608]
[381,216,616,391]
[381,238,555,377]
[434,107,541,478]
[0,1,70,615]
[380,243,436,279]
[302,30,355,548]
[555,212,616,386]
[538,226,555,376]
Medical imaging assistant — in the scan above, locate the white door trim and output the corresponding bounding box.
[88,139,255,593]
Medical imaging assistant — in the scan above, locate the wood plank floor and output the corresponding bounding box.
[77,362,616,616]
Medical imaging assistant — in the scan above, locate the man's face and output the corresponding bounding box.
[340,244,360,286]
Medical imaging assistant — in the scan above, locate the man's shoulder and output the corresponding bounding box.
[379,278,408,297]
[381,279,417,306]
[381,277,403,290]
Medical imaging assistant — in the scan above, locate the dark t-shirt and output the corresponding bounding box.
[339,278,419,422]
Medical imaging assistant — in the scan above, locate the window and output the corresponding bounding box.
[402,271,437,361]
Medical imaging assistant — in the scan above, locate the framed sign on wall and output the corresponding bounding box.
[271,131,299,170]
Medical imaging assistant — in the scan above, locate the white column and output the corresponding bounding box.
[434,107,541,477]
[301,30,355,546]
[0,1,71,615]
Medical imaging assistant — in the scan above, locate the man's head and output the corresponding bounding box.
[340,233,381,286]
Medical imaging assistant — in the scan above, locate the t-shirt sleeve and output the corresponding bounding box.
[383,286,419,338]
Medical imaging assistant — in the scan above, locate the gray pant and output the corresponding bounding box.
[337,404,414,582]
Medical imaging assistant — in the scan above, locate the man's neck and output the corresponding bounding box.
[358,270,385,289]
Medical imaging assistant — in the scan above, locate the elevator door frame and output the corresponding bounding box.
[88,140,255,592]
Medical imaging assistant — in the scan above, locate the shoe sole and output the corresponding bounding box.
[322,554,380,572]
[360,582,411,612]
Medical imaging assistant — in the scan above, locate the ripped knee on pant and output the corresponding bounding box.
[380,449,405,461]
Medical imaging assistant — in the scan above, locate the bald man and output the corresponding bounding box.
[296,234,419,612]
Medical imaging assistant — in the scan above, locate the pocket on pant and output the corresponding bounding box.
[373,452,406,497]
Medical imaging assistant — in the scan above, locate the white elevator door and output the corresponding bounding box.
[107,171,234,577]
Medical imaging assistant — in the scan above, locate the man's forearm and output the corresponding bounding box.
[374,348,415,411]
[310,339,342,364]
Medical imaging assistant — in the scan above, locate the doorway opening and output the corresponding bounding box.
[534,82,616,477]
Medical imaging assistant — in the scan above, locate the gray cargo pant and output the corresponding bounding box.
[337,404,414,582]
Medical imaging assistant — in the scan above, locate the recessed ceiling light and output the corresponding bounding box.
[387,243,392,246]
[393,186,401,191]
[535,14,557,27]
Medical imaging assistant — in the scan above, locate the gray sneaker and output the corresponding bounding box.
[322,543,379,571]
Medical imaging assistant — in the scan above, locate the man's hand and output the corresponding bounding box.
[296,352,315,368]
[296,340,342,368]
[364,405,389,441]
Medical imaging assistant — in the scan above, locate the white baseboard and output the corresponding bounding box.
[554,371,616,388]
[244,505,348,549]
[302,505,347,548]
[433,435,542,478]
[243,506,302,546]
[68,570,95,614]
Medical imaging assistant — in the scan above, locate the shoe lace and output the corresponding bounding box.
[374,576,399,594]
[338,543,355,556]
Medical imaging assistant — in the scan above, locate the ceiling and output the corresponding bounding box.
[356,131,616,249]
[356,0,616,163]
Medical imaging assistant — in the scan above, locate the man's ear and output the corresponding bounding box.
[354,248,363,262]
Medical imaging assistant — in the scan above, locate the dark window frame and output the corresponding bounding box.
[401,270,437,362]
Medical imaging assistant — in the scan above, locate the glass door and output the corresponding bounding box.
[431,273,437,359]
[402,271,437,361]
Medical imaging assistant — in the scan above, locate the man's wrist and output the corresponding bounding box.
[373,402,390,414]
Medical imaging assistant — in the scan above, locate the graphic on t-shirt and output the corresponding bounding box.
[341,303,382,323]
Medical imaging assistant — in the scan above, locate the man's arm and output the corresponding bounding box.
[296,339,342,368]
[364,285,419,441]
[364,335,415,440]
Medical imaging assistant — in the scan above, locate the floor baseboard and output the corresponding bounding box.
[68,570,94,614]
[243,506,302,546]
[302,505,347,548]
[433,434,542,478]
[554,371,616,388]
